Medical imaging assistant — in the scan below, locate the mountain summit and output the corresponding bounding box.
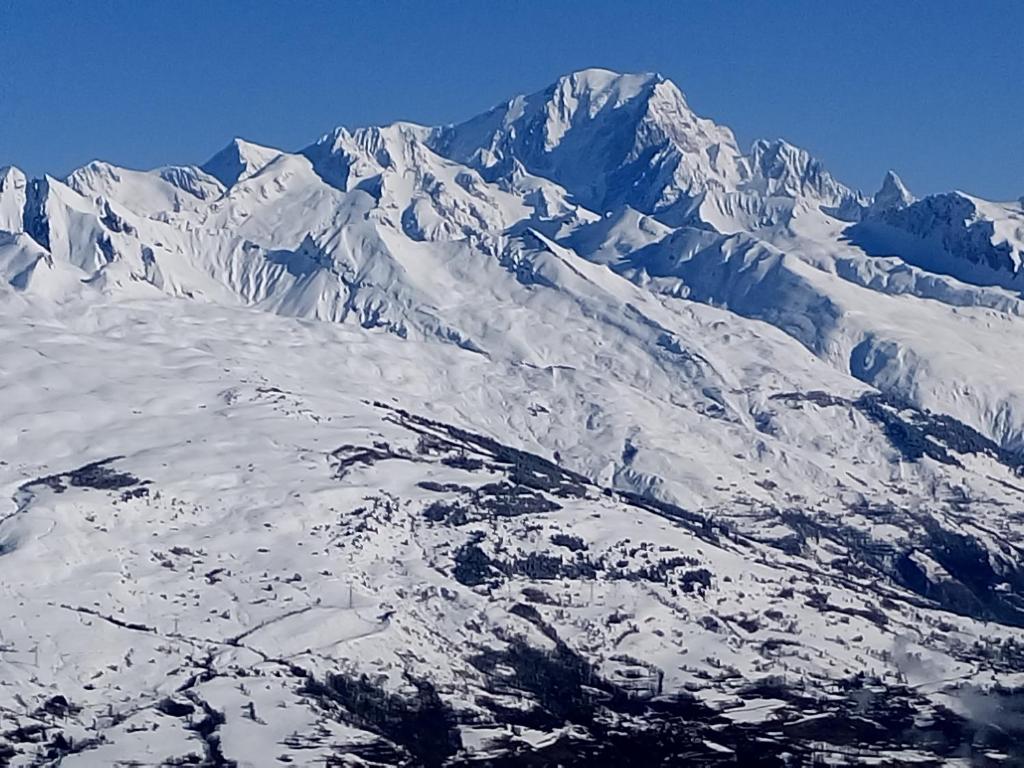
[430,68,863,229]
[201,137,283,187]
[870,169,915,213]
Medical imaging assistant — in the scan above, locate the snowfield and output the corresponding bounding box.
[2,69,1024,765]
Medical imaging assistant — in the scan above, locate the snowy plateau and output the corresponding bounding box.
[2,68,1024,766]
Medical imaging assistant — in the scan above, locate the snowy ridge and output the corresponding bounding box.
[3,69,1024,764]
[200,138,282,188]
[852,190,1024,291]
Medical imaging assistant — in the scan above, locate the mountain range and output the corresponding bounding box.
[2,69,1024,765]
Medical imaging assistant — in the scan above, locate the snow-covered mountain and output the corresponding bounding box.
[3,69,1024,765]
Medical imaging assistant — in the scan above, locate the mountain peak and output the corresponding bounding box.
[870,169,914,213]
[549,68,663,101]
[0,165,28,232]
[542,68,693,130]
[0,165,27,191]
[200,137,282,188]
[427,68,737,217]
[561,66,657,82]
[301,122,436,192]
[747,138,856,205]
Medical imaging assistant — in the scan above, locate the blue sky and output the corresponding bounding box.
[1,0,1021,199]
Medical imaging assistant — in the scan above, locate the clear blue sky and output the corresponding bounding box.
[1,0,1021,199]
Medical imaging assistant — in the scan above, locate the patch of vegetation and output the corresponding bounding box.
[20,456,143,495]
[771,390,1024,471]
[550,533,587,552]
[301,673,460,767]
[453,539,500,587]
[379,404,591,498]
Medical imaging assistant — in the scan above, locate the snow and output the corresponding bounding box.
[2,67,1024,763]
[0,166,28,233]
[200,137,284,188]
[869,170,915,214]
[65,160,224,217]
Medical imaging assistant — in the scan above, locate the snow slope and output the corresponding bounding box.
[3,296,1024,765]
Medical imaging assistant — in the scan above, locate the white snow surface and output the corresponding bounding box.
[3,68,1024,764]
